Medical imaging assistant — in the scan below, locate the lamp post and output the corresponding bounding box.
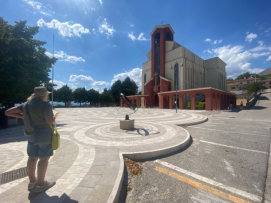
[51,27,55,107]
[254,73,256,83]
[175,79,177,113]
[174,63,178,113]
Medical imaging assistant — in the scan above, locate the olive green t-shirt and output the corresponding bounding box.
[18,100,53,134]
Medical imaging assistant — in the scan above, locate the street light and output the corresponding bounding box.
[51,26,55,107]
[174,63,178,113]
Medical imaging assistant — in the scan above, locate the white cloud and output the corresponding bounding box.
[23,0,50,16]
[23,0,42,10]
[49,79,66,90]
[39,11,50,16]
[245,32,257,43]
[98,0,103,6]
[267,55,271,61]
[128,32,147,41]
[249,41,271,52]
[129,23,135,27]
[111,67,142,90]
[99,18,115,38]
[46,50,85,63]
[138,33,147,41]
[128,32,136,41]
[204,38,222,44]
[68,74,108,92]
[91,81,109,92]
[37,19,90,37]
[69,74,93,83]
[213,40,222,44]
[209,43,270,78]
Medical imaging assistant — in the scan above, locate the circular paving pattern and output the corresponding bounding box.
[0,107,207,202]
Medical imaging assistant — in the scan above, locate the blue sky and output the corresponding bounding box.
[1,0,271,92]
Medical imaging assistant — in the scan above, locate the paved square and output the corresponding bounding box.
[0,108,207,202]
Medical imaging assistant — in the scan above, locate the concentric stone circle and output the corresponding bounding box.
[73,121,178,147]
[0,107,208,202]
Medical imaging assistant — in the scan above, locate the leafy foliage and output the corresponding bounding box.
[227,78,234,81]
[87,89,99,106]
[50,77,138,107]
[99,88,113,106]
[73,88,88,106]
[196,102,205,110]
[110,77,138,105]
[121,77,138,96]
[54,85,73,107]
[111,80,122,105]
[246,82,264,94]
[235,72,258,80]
[0,17,56,106]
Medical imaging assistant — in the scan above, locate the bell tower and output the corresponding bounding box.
[151,25,174,87]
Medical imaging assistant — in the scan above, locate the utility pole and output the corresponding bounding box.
[51,27,55,107]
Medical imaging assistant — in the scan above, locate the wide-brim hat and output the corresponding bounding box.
[33,86,51,97]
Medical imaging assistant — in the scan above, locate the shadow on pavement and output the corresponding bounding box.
[249,106,267,110]
[29,192,78,203]
[0,126,26,144]
[229,108,241,113]
[56,123,67,127]
[258,95,270,100]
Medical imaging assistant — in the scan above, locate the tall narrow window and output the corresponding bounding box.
[144,74,147,84]
[166,32,172,41]
[174,63,179,90]
[154,33,160,85]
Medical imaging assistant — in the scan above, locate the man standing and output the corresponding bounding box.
[5,86,56,193]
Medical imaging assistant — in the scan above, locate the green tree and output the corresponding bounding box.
[0,17,56,107]
[54,85,73,107]
[120,77,138,96]
[73,88,87,106]
[111,80,122,105]
[99,88,113,107]
[87,89,100,106]
[235,72,259,80]
[227,78,234,81]
[246,82,264,94]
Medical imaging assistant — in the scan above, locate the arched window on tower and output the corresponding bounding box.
[174,63,179,90]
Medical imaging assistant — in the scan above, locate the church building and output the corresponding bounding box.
[121,25,235,110]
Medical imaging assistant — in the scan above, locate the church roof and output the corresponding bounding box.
[151,24,174,35]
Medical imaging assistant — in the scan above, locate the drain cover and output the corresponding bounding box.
[0,167,27,185]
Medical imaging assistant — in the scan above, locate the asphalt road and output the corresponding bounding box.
[125,91,271,203]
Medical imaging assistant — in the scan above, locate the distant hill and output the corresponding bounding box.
[259,67,271,76]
